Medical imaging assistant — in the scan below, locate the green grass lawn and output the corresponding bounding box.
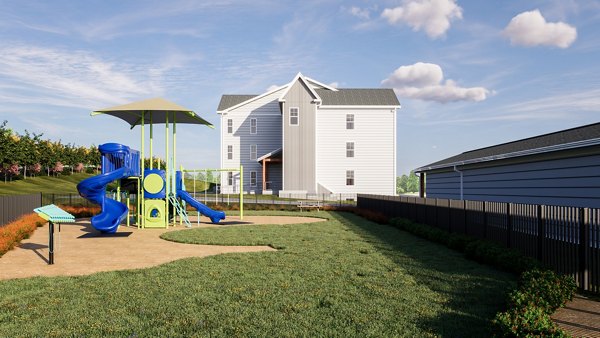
[0,211,515,337]
[0,173,93,196]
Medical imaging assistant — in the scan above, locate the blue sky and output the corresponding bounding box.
[1,0,599,176]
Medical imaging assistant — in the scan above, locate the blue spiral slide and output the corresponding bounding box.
[77,167,128,233]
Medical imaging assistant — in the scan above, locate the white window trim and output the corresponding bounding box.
[250,118,257,134]
[289,107,299,126]
[227,145,233,160]
[228,172,233,186]
[250,171,257,187]
[346,114,354,130]
[227,119,233,134]
[346,170,355,186]
[250,144,257,161]
[346,141,355,158]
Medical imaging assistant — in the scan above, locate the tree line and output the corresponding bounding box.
[0,120,101,180]
[397,171,420,194]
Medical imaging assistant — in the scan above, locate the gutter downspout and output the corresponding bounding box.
[453,165,463,200]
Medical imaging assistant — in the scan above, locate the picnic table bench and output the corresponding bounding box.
[297,200,322,212]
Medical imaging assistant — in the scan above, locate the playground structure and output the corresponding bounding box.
[77,98,233,233]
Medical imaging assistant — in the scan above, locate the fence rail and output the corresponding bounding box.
[0,194,42,227]
[358,194,600,294]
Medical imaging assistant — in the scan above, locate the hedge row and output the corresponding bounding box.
[388,217,576,337]
[0,213,45,257]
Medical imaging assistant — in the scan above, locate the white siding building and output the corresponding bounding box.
[217,73,400,198]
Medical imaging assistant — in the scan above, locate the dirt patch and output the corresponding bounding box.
[0,215,325,280]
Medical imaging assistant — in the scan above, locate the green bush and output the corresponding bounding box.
[493,304,567,337]
[508,270,576,313]
[493,269,576,337]
[447,233,477,252]
[387,217,576,337]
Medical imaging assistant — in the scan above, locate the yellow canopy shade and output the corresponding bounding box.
[92,97,214,129]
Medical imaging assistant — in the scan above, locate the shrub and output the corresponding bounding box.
[493,269,576,337]
[324,206,389,224]
[447,233,477,252]
[0,213,44,257]
[387,217,576,337]
[508,270,576,313]
[493,304,566,337]
[59,205,100,218]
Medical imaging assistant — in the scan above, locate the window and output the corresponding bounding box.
[250,171,257,187]
[227,119,233,133]
[228,172,233,186]
[346,170,354,186]
[346,142,354,158]
[227,145,233,160]
[250,118,257,134]
[250,144,257,160]
[289,107,299,126]
[346,114,354,129]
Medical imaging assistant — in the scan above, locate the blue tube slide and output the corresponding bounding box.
[77,143,131,234]
[77,167,128,233]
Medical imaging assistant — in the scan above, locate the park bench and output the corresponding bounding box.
[297,200,322,212]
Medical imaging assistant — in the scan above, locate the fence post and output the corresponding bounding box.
[483,201,487,240]
[463,200,467,235]
[69,193,72,206]
[579,208,590,291]
[507,203,512,248]
[537,205,544,261]
[39,192,43,208]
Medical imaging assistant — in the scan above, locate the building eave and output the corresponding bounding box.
[414,138,600,173]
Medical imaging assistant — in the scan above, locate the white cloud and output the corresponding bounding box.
[348,6,371,20]
[503,10,577,48]
[0,45,161,109]
[328,82,339,88]
[381,0,462,39]
[266,84,280,92]
[382,62,491,103]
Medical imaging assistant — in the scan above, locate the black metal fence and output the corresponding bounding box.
[0,193,42,227]
[358,194,600,294]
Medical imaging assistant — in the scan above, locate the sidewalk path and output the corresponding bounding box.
[552,294,600,337]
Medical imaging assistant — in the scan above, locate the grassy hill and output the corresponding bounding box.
[0,173,94,196]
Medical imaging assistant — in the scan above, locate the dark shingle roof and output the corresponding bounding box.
[316,88,400,106]
[418,122,600,171]
[217,95,257,111]
[218,89,400,111]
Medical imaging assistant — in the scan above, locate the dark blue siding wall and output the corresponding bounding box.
[426,154,600,208]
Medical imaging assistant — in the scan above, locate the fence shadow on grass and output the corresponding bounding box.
[330,211,515,336]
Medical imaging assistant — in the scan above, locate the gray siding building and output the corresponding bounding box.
[415,123,600,208]
[217,73,400,197]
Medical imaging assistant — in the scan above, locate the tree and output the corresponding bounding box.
[397,171,420,194]
[407,171,419,193]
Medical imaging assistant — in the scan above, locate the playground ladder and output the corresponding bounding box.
[168,194,192,228]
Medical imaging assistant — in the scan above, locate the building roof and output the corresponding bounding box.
[315,88,400,106]
[217,74,401,113]
[257,148,282,162]
[416,122,600,172]
[217,95,257,111]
